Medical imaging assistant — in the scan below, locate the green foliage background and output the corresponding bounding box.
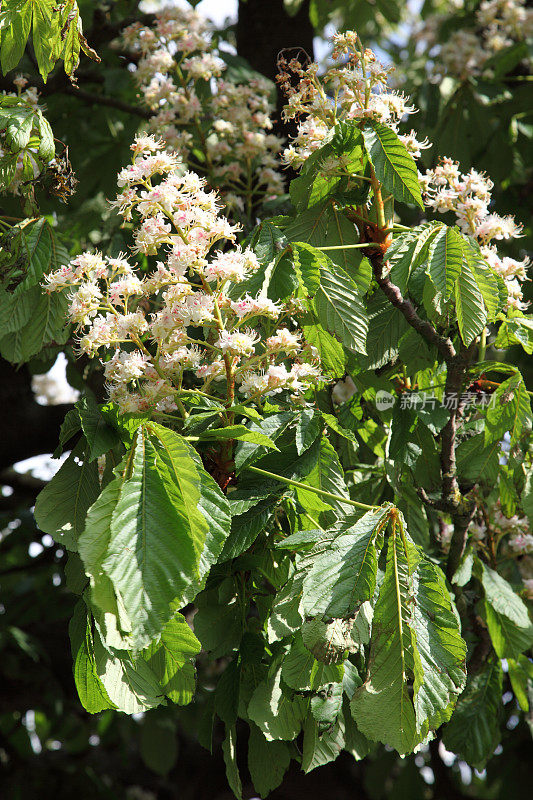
[0,2,532,799]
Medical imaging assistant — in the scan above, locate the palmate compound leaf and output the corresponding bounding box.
[350,509,467,755]
[78,422,230,650]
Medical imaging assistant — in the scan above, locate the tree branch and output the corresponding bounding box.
[60,84,151,118]
[369,252,456,362]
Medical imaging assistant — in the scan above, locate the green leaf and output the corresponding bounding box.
[78,471,126,621]
[295,409,322,455]
[0,289,69,363]
[495,312,533,355]
[267,572,304,643]
[411,560,467,729]
[18,218,70,292]
[303,320,346,378]
[0,285,36,335]
[282,632,344,690]
[507,655,533,712]
[296,436,352,518]
[302,616,365,663]
[32,0,61,82]
[321,412,358,444]
[314,260,368,354]
[215,658,241,727]
[351,512,421,755]
[194,584,242,657]
[5,109,33,150]
[477,560,533,659]
[143,612,201,705]
[248,725,291,797]
[427,225,463,298]
[36,110,55,160]
[93,634,163,714]
[69,601,116,713]
[99,424,230,648]
[362,121,424,209]
[301,506,391,617]
[395,482,430,549]
[248,667,308,741]
[454,256,487,345]
[77,395,120,461]
[222,726,242,800]
[140,716,178,776]
[34,439,100,551]
[199,425,278,450]
[1,2,32,73]
[442,657,503,768]
[456,434,500,485]
[360,289,409,369]
[61,3,81,76]
[292,241,323,295]
[234,411,296,472]
[522,465,533,528]
[485,373,531,447]
[222,495,278,560]
[302,713,344,773]
[284,199,333,248]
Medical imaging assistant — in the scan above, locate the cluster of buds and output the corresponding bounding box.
[416,0,533,80]
[420,158,529,310]
[118,5,285,218]
[277,30,429,169]
[42,136,322,415]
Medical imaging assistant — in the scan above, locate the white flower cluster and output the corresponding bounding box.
[118,6,285,215]
[278,30,430,169]
[419,158,529,310]
[42,136,321,414]
[419,0,533,80]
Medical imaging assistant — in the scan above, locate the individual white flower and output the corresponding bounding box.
[204,247,260,283]
[68,282,102,325]
[108,275,144,303]
[216,329,260,357]
[509,533,533,554]
[230,295,281,320]
[266,328,301,354]
[133,214,172,255]
[196,360,226,382]
[104,351,149,383]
